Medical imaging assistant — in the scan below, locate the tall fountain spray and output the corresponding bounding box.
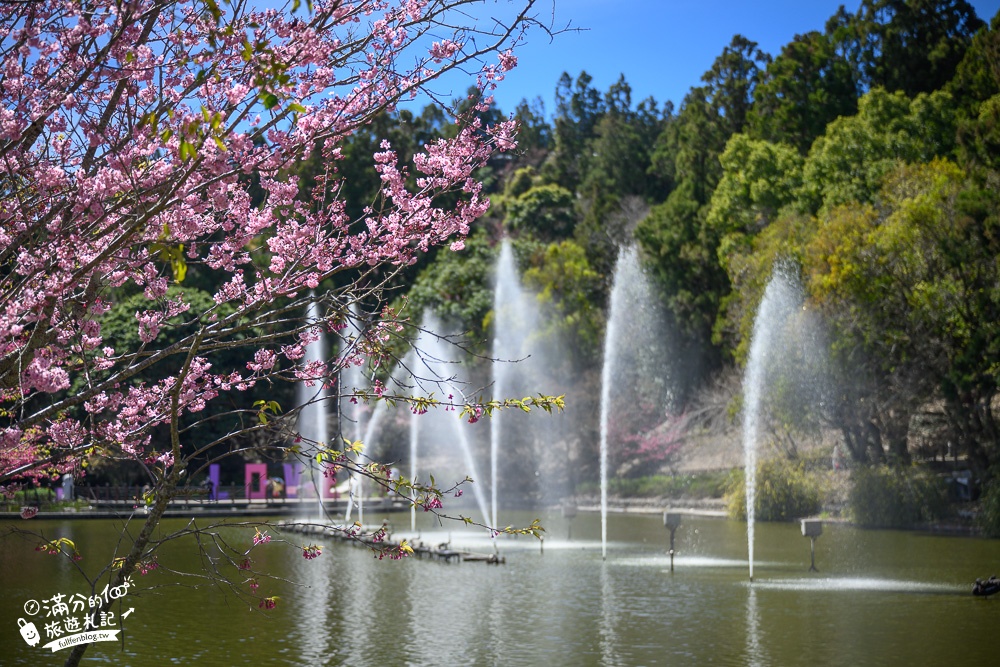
[351,401,392,525]
[598,299,618,562]
[742,268,802,580]
[410,396,418,533]
[447,395,491,527]
[341,304,369,525]
[413,313,492,527]
[598,245,673,559]
[297,297,328,517]
[490,239,539,527]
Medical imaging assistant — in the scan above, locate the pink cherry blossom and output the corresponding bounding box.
[0,7,538,633]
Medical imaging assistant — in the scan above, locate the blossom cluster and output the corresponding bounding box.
[0,0,527,489]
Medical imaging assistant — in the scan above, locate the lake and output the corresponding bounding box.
[2,510,999,666]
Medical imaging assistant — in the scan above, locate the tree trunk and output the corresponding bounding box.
[946,389,999,477]
[62,478,178,667]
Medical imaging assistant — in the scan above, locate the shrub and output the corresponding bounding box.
[976,479,1000,537]
[628,472,730,499]
[725,458,822,521]
[575,472,730,499]
[848,465,948,528]
[1,487,57,512]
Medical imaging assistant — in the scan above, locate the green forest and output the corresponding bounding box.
[399,0,1000,525]
[86,0,1000,530]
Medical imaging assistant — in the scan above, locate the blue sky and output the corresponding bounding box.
[462,0,1000,116]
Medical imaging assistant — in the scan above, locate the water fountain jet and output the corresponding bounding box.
[598,245,673,559]
[742,267,804,580]
[297,297,329,518]
[341,307,369,525]
[489,238,541,527]
[412,314,491,527]
[409,386,419,533]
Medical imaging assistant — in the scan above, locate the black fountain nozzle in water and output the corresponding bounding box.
[562,502,578,540]
[664,511,682,572]
[801,519,823,572]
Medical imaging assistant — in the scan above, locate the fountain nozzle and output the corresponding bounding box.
[664,511,681,572]
[801,519,823,572]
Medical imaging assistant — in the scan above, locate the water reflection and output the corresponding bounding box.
[341,549,376,665]
[294,544,333,663]
[617,555,749,569]
[750,577,957,594]
[487,576,504,660]
[599,560,620,666]
[3,513,999,667]
[745,586,766,667]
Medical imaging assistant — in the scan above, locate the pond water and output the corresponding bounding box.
[2,510,999,666]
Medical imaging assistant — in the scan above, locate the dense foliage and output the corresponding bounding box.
[848,465,949,528]
[976,479,1000,537]
[725,458,823,522]
[11,1,997,662]
[388,0,1000,501]
[7,0,999,529]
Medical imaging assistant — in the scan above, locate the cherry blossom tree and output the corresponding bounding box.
[0,1,558,663]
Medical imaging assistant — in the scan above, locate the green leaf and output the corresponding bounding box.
[171,251,187,283]
[203,0,222,21]
[260,92,279,110]
[179,141,196,162]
